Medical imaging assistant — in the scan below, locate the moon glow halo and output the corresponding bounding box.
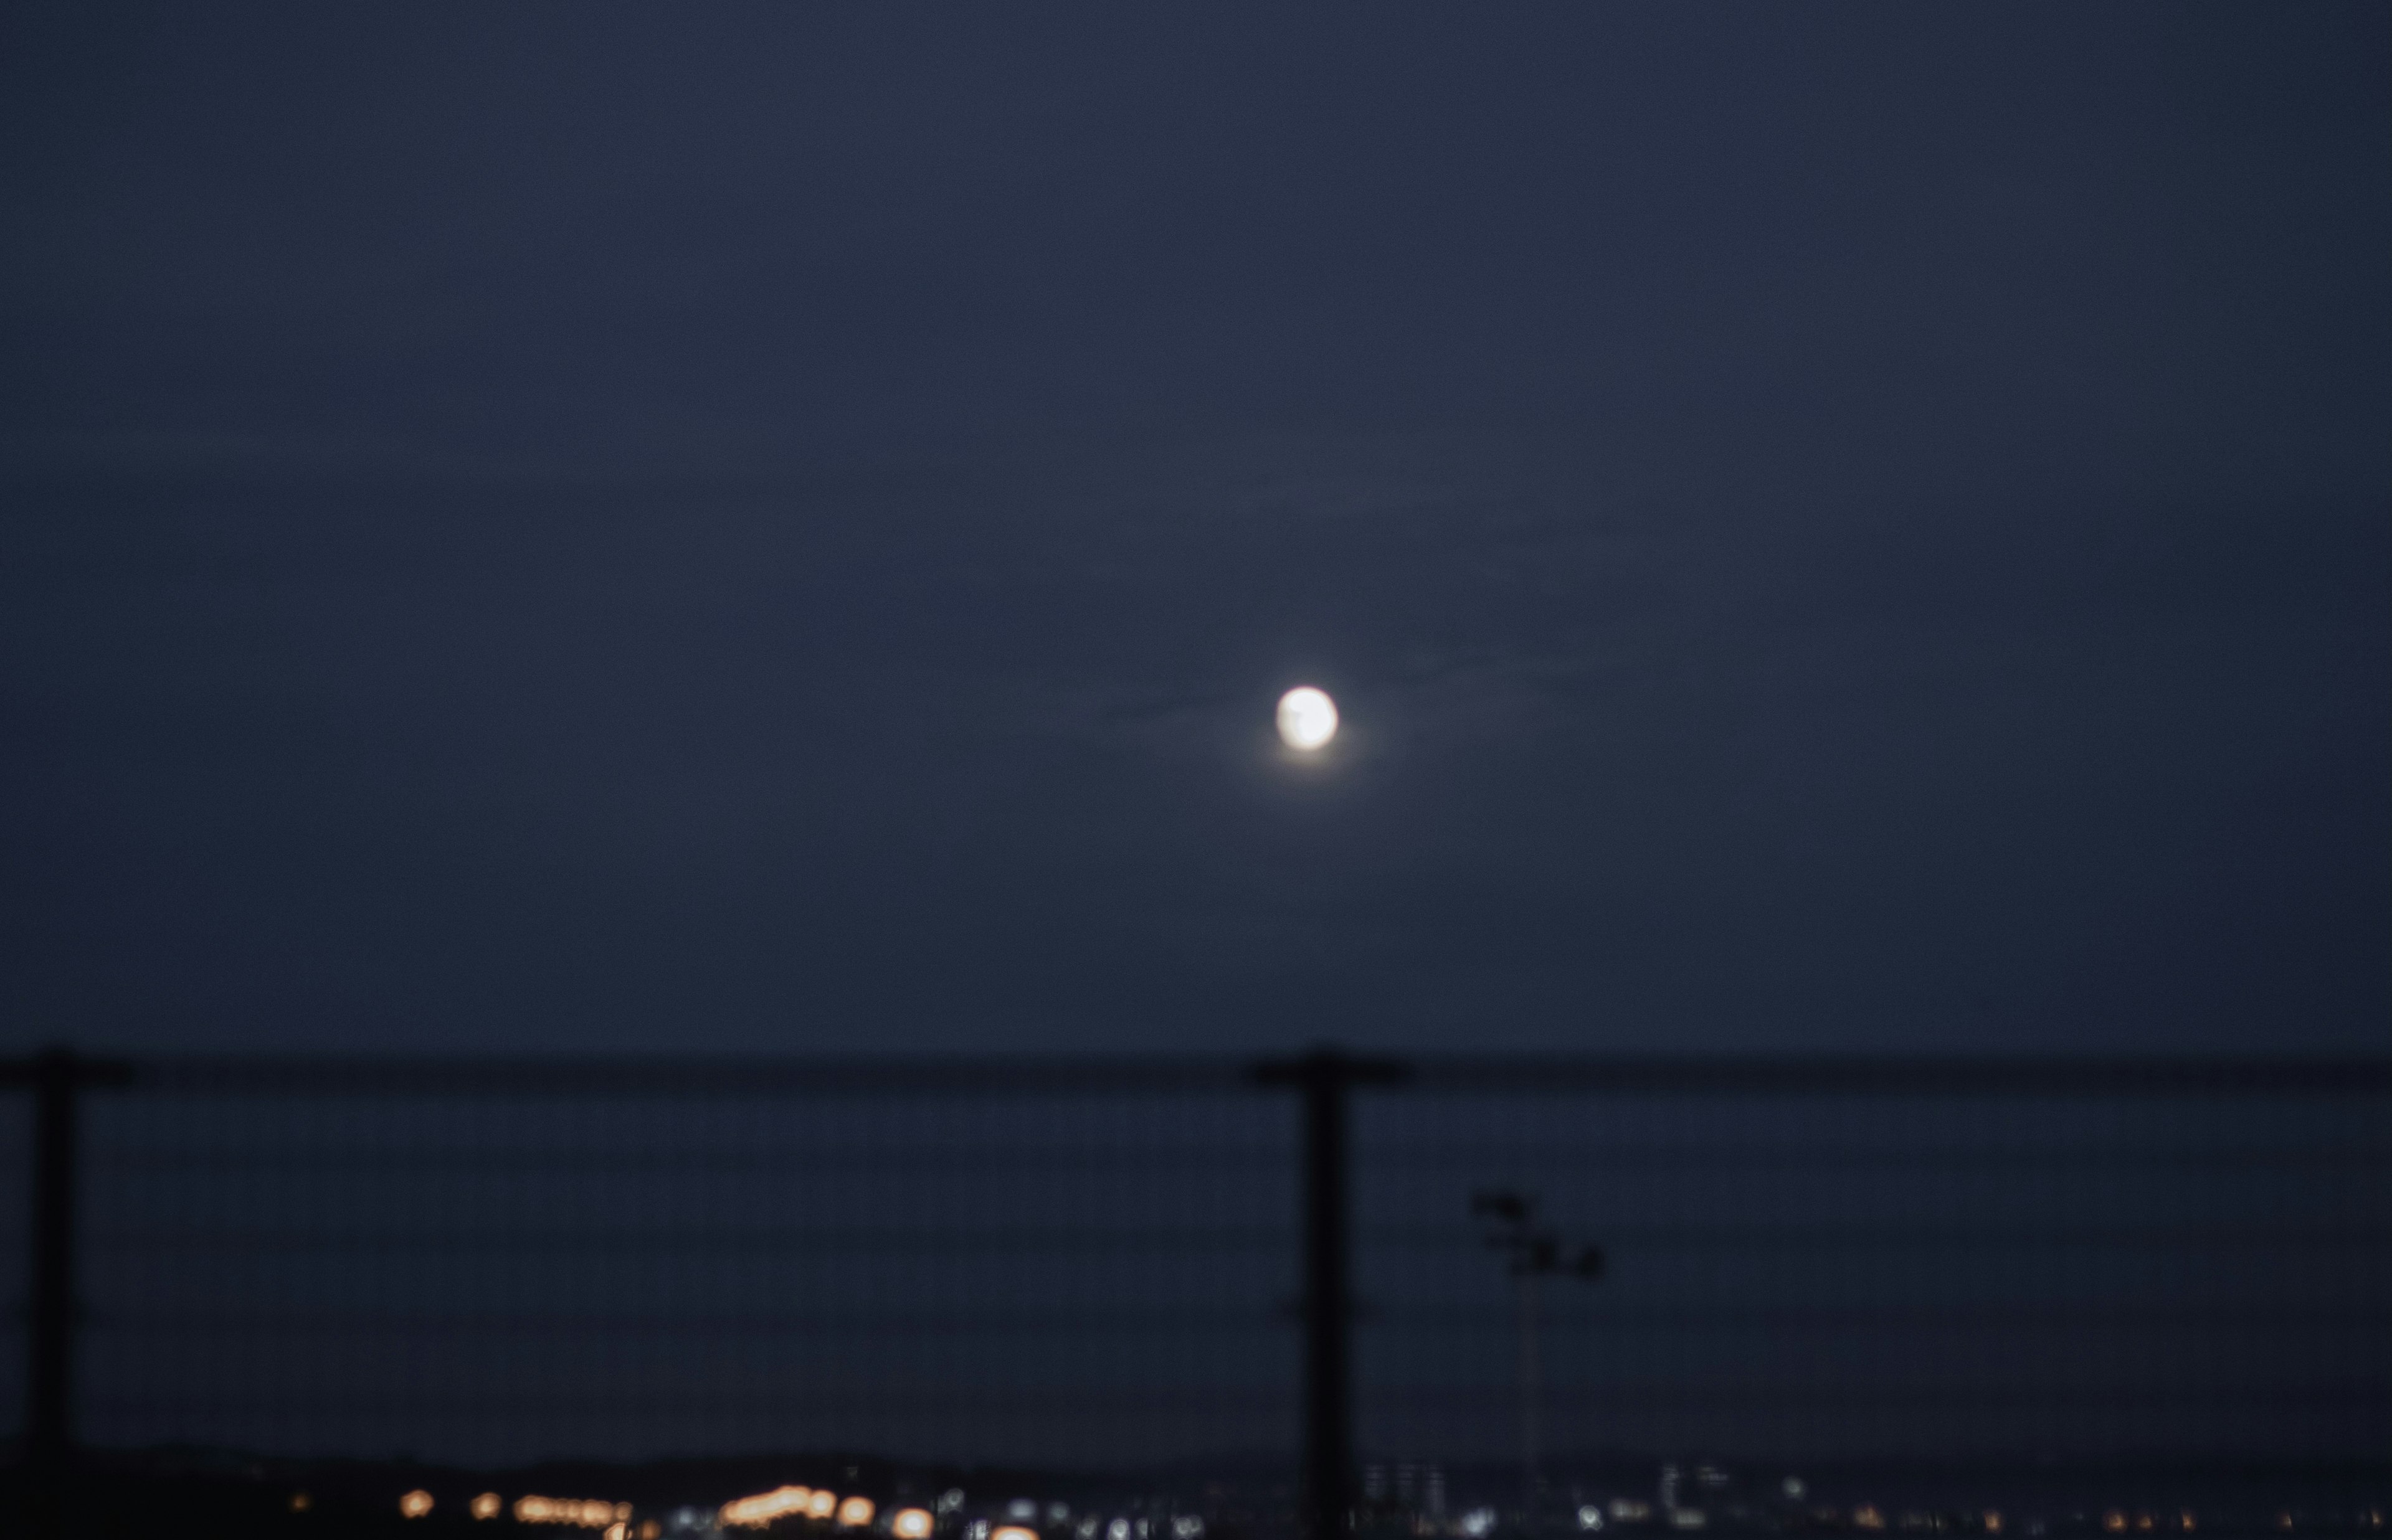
[1276,687,1339,751]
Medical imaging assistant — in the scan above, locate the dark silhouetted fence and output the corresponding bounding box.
[4,1051,2388,1537]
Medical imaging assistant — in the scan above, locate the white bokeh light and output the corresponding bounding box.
[1275,686,1338,750]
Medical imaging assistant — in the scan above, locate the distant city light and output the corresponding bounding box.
[810,1491,840,1521]
[473,1493,504,1521]
[290,1493,313,1513]
[893,1508,936,1539]
[1461,1509,1497,1538]
[1009,1500,1040,1520]
[1171,1518,1203,1539]
[1577,1507,1606,1531]
[721,1488,814,1529]
[401,1490,435,1519]
[990,1524,1040,1540]
[937,1491,966,1515]
[840,1497,878,1528]
[516,1495,634,1528]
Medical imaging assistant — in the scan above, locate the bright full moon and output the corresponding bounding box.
[1276,686,1339,751]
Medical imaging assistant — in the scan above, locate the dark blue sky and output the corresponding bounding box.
[2,4,2385,1056]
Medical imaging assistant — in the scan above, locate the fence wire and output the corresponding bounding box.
[1,1055,2386,1532]
[25,1077,1301,1470]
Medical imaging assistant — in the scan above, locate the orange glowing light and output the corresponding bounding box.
[893,1508,936,1539]
[401,1490,436,1519]
[1852,1508,1884,1532]
[474,1493,505,1521]
[2105,1514,2127,1534]
[640,1523,663,1540]
[1984,1516,2002,1534]
[605,1525,628,1540]
[992,1526,1041,1540]
[515,1495,633,1529]
[811,1491,841,1520]
[291,1493,314,1514]
[723,1487,818,1529]
[840,1497,878,1528]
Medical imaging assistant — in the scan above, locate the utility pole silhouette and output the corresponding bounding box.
[1256,1048,1407,1540]
[6,1048,133,1540]
[1471,1190,1603,1517]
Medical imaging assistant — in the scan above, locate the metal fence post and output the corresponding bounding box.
[10,1047,131,1540]
[1255,1049,1406,1540]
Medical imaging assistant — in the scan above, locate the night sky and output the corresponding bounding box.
[3,4,2386,1061]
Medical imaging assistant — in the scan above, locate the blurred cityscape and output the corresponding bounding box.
[3,1053,2386,1536]
[24,1442,2392,1538]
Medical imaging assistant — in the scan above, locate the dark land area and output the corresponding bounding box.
[13,1446,2391,1539]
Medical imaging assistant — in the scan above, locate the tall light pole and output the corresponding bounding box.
[1471,1191,1603,1519]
